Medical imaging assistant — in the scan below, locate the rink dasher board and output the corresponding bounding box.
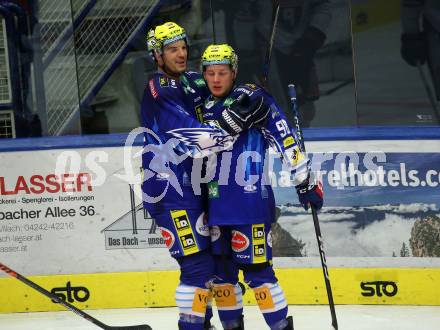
[0,268,439,313]
[0,130,440,313]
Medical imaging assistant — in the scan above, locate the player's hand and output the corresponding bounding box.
[401,32,427,66]
[293,26,326,58]
[296,174,324,211]
[218,94,269,135]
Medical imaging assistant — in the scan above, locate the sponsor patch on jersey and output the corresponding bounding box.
[208,181,219,199]
[236,254,250,259]
[283,136,295,148]
[223,97,234,107]
[231,230,250,252]
[170,79,177,88]
[183,84,196,94]
[171,210,199,255]
[235,87,253,96]
[252,224,266,263]
[210,226,221,242]
[194,78,206,87]
[195,104,204,123]
[196,212,210,237]
[159,76,169,87]
[267,230,272,248]
[159,227,175,249]
[289,145,306,167]
[149,80,158,98]
[205,101,215,110]
[245,83,259,91]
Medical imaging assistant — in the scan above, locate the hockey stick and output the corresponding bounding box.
[261,0,280,89]
[288,85,338,330]
[209,0,217,43]
[0,262,152,330]
[416,62,440,124]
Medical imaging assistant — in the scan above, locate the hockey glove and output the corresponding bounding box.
[295,175,324,211]
[401,33,427,66]
[293,26,327,59]
[218,94,269,135]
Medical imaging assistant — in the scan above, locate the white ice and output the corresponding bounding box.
[1,305,439,330]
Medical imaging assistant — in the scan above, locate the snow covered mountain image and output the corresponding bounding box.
[274,203,440,258]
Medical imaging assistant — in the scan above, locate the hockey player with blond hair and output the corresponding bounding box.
[200,44,324,330]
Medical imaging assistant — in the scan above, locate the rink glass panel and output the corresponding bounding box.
[351,0,440,126]
[5,0,440,137]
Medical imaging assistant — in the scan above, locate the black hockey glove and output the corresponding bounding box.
[218,94,269,135]
[401,32,427,66]
[295,174,324,211]
[293,26,327,59]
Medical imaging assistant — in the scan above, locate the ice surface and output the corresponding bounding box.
[1,305,439,330]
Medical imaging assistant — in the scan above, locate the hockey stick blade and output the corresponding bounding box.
[0,262,152,330]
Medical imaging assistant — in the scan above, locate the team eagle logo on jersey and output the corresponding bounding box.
[167,128,236,155]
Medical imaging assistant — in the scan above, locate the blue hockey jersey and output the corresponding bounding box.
[202,83,310,225]
[140,71,236,217]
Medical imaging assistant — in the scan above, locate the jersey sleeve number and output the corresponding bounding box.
[275,119,290,138]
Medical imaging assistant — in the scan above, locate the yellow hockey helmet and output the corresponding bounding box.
[201,44,238,71]
[147,22,187,58]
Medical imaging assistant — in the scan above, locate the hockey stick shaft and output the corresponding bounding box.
[261,0,280,89]
[209,0,216,43]
[287,84,338,330]
[416,62,440,124]
[0,262,151,330]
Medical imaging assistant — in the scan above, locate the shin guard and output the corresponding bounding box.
[176,284,210,330]
[251,282,288,328]
[212,282,243,329]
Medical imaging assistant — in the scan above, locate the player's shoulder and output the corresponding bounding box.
[148,73,180,99]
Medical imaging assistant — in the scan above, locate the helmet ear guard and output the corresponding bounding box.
[200,44,238,72]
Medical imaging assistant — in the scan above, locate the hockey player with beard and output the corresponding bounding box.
[199,44,324,330]
[141,23,270,330]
